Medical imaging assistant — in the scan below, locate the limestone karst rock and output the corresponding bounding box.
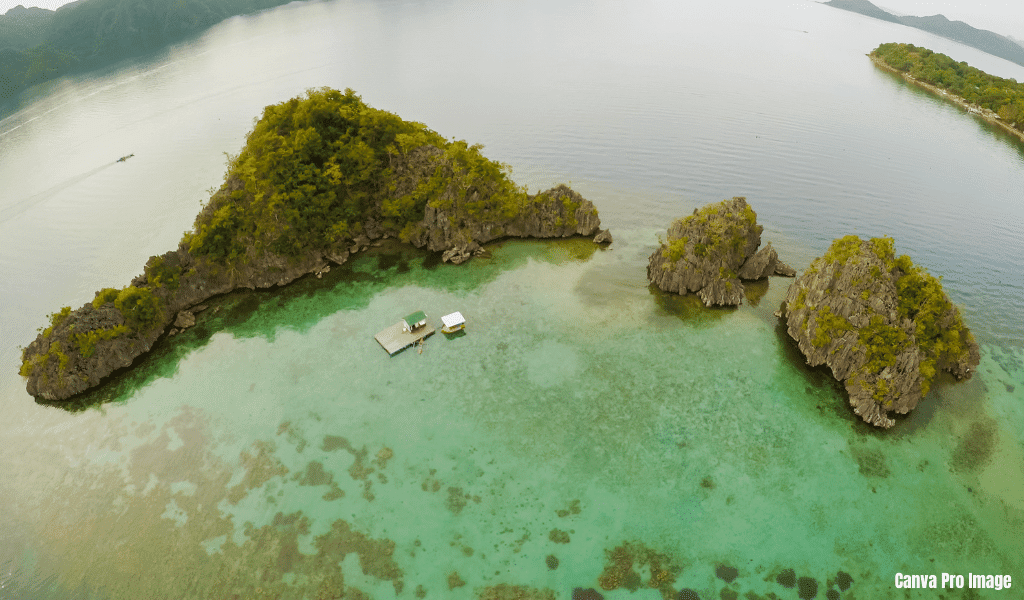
[647,197,794,307]
[777,235,980,427]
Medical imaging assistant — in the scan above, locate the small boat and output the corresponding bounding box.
[117,153,135,162]
[441,311,466,334]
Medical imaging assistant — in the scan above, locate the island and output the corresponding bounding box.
[18,87,609,402]
[870,43,1024,143]
[823,0,1024,69]
[776,235,980,428]
[646,197,795,307]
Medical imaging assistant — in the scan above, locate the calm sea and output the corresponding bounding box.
[1,0,1022,598]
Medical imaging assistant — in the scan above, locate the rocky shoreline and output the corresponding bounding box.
[20,178,607,403]
[869,54,1024,144]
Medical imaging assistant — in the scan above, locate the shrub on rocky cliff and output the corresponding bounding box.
[183,87,534,265]
[779,235,979,428]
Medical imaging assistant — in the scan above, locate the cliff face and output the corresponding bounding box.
[647,197,794,306]
[20,149,604,402]
[777,236,980,428]
[390,146,603,264]
[21,240,332,401]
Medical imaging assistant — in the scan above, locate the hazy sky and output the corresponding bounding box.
[2,0,1023,40]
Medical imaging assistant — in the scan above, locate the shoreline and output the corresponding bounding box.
[868,54,1024,144]
[19,182,607,403]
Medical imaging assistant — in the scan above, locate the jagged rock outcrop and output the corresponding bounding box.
[646,197,794,306]
[391,147,602,262]
[173,310,195,329]
[777,235,980,428]
[20,147,605,402]
[20,241,334,401]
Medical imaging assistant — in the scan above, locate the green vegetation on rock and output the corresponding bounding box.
[812,306,853,348]
[113,286,163,329]
[92,288,120,309]
[41,306,71,338]
[783,235,978,426]
[75,325,130,358]
[872,43,1024,131]
[661,200,757,263]
[184,88,528,263]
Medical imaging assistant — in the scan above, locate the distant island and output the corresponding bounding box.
[870,43,1024,142]
[18,88,609,402]
[823,0,1024,68]
[0,0,302,100]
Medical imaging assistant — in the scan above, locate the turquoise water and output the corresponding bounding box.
[1,0,1023,598]
[2,238,1021,599]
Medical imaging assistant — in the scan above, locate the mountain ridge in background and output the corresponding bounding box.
[823,0,1024,69]
[0,0,298,101]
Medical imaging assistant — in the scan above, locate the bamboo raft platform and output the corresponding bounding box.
[375,321,435,355]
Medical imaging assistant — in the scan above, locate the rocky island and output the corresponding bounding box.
[647,197,795,306]
[19,87,609,402]
[777,235,980,428]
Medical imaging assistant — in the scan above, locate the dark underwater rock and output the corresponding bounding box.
[715,564,739,583]
[835,571,853,591]
[777,569,796,588]
[797,577,818,599]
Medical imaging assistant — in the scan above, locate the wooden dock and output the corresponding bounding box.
[374,321,435,355]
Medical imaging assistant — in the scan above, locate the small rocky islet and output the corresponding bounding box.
[777,235,979,428]
[20,89,980,428]
[646,196,795,307]
[646,197,978,427]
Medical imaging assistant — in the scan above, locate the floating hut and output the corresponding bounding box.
[403,310,427,333]
[441,312,466,334]
[375,311,434,355]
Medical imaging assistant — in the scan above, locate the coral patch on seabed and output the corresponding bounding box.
[797,577,818,599]
[776,568,796,588]
[835,571,854,591]
[716,564,739,582]
[572,588,604,600]
[477,583,556,599]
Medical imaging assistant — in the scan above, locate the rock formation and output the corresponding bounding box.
[646,197,794,306]
[20,155,605,402]
[392,146,602,264]
[777,235,980,428]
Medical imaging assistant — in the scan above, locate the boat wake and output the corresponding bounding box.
[0,163,115,224]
